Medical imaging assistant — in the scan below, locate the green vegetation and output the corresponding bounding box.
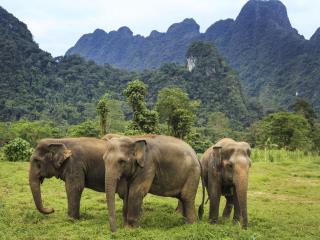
[124,80,159,134]
[3,137,33,162]
[156,87,198,139]
[250,112,313,151]
[0,150,319,239]
[96,93,111,135]
[67,120,100,138]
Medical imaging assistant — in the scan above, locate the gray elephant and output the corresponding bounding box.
[103,135,205,232]
[29,137,127,219]
[200,138,251,229]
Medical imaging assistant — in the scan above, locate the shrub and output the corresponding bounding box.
[3,138,33,162]
[67,120,100,137]
[186,132,212,153]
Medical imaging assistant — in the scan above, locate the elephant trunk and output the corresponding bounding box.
[234,170,248,229]
[106,174,118,232]
[29,163,54,214]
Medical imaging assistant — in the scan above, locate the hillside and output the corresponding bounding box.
[0,7,250,125]
[66,0,320,113]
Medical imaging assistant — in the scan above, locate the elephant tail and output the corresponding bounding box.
[198,158,205,220]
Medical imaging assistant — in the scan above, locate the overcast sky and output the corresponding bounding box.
[0,0,319,56]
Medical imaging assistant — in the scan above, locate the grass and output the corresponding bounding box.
[0,150,319,239]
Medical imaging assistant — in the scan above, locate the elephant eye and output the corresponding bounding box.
[226,162,233,169]
[119,159,126,165]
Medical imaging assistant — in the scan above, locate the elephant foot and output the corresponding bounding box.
[210,218,218,224]
[126,218,139,228]
[68,213,80,221]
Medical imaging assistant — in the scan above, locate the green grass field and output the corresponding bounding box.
[0,150,320,239]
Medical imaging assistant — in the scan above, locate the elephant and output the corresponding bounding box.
[200,138,251,229]
[29,137,121,219]
[29,135,161,219]
[103,135,205,232]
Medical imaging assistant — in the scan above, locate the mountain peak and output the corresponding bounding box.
[167,18,200,36]
[310,28,320,44]
[117,26,133,36]
[236,0,291,29]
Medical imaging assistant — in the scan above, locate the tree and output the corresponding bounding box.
[67,120,100,137]
[96,93,110,136]
[156,87,199,138]
[252,112,312,151]
[9,120,63,146]
[3,138,33,162]
[206,112,232,142]
[291,98,316,127]
[124,80,158,133]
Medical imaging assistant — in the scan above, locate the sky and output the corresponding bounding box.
[0,0,319,57]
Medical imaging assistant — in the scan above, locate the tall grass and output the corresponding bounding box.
[251,148,319,163]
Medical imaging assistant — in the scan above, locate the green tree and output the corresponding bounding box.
[9,120,63,146]
[252,112,312,151]
[96,93,110,135]
[124,80,159,133]
[67,120,100,137]
[156,87,199,138]
[206,112,232,142]
[291,98,316,127]
[3,138,33,162]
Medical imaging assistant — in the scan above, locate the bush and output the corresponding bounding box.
[3,138,33,162]
[67,120,100,137]
[186,132,212,153]
[249,112,313,151]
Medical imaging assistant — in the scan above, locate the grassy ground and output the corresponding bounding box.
[0,150,319,239]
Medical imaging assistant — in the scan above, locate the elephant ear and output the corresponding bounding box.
[212,145,222,170]
[48,143,72,169]
[133,140,147,168]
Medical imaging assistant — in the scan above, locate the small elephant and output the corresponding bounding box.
[29,137,125,219]
[201,138,251,229]
[103,135,204,232]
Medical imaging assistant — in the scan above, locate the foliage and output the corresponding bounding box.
[205,112,232,142]
[250,112,313,151]
[2,137,33,162]
[124,80,159,133]
[156,87,198,138]
[1,153,320,239]
[186,131,212,153]
[96,93,110,135]
[0,120,63,146]
[67,120,100,137]
[291,98,317,127]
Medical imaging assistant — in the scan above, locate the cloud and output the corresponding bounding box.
[0,0,318,56]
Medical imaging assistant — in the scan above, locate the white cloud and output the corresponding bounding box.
[0,0,318,56]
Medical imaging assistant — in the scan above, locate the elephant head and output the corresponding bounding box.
[103,137,146,232]
[212,141,251,228]
[29,140,72,215]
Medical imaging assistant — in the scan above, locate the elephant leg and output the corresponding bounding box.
[180,172,199,223]
[222,195,233,219]
[126,176,153,227]
[209,194,221,224]
[65,177,84,219]
[175,200,184,214]
[117,178,129,225]
[233,190,241,224]
[181,198,196,223]
[208,173,221,224]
